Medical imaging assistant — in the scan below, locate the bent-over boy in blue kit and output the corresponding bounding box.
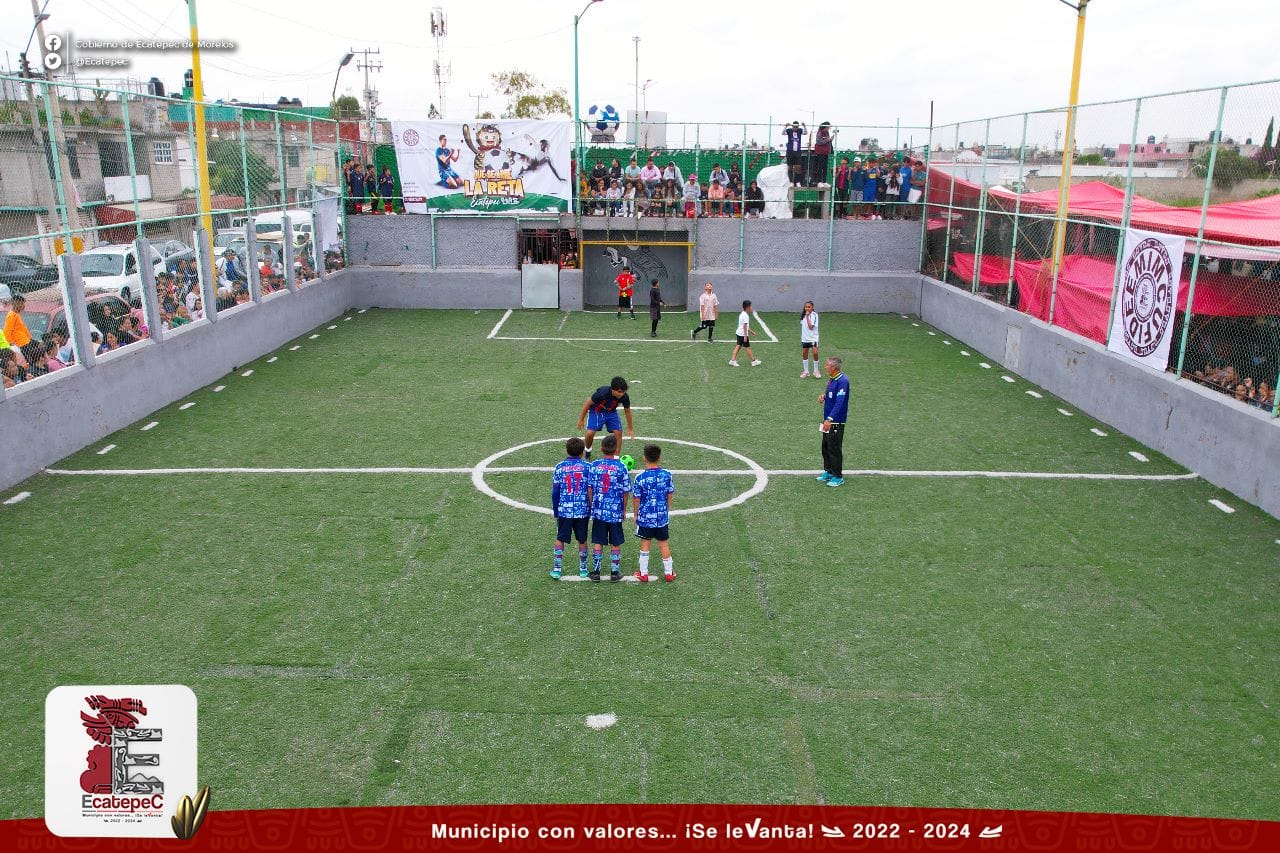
[551,437,591,579]
[588,434,631,583]
[631,443,676,582]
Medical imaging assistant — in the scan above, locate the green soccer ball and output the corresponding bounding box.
[620,454,636,471]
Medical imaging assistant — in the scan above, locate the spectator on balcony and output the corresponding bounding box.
[4,293,33,359]
[709,163,730,189]
[745,180,765,217]
[727,163,742,194]
[1,348,27,388]
[115,314,140,346]
[43,336,66,371]
[622,180,638,217]
[783,120,806,186]
[1255,381,1275,410]
[833,157,852,218]
[609,158,623,184]
[97,330,122,355]
[591,178,608,215]
[708,179,726,217]
[662,160,683,188]
[606,179,623,215]
[682,175,701,218]
[624,156,642,188]
[812,122,834,186]
[590,159,609,187]
[640,156,661,197]
[725,184,741,217]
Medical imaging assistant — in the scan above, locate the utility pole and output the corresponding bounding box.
[352,46,382,157]
[467,92,487,118]
[430,7,450,119]
[31,0,82,235]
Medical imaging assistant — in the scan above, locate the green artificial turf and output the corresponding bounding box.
[1,309,1276,819]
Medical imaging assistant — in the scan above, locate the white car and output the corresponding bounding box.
[79,243,164,303]
[253,210,314,247]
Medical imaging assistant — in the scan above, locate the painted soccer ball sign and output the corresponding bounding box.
[1107,230,1185,370]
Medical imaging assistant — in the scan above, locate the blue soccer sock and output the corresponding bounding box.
[579,546,589,572]
[609,547,621,575]
[553,546,564,573]
[592,550,603,573]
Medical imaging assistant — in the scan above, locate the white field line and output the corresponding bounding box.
[927,331,937,336]
[494,335,777,345]
[141,421,158,431]
[487,309,513,339]
[179,402,195,410]
[1209,499,1235,514]
[214,385,226,392]
[97,444,116,455]
[632,406,655,411]
[753,312,779,343]
[1057,408,1074,417]
[44,466,1200,482]
[358,308,367,313]
[241,369,254,377]
[1091,428,1109,436]
[344,316,352,321]
[1001,376,1015,383]
[1129,451,1149,462]
[289,346,301,351]
[327,325,338,330]
[942,340,952,345]
[1026,390,1043,399]
[308,334,320,340]
[960,351,971,356]
[267,356,278,363]
[979,362,992,369]
[912,322,920,327]
[556,312,569,332]
[3,491,31,505]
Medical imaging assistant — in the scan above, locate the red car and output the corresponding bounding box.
[19,293,133,340]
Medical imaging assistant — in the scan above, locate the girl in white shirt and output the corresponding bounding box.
[800,300,820,377]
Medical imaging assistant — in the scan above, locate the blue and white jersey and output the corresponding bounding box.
[551,457,590,518]
[824,372,850,423]
[632,468,674,527]
[589,458,631,523]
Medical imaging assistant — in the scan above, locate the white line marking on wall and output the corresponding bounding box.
[3,491,31,505]
[179,402,195,410]
[1129,451,1149,462]
[267,356,277,363]
[752,312,778,343]
[1209,499,1235,514]
[979,362,992,369]
[214,385,226,392]
[1026,390,1043,398]
[141,421,158,431]
[1057,408,1074,416]
[241,369,254,377]
[1001,376,1015,383]
[96,444,116,455]
[487,309,513,339]
[1091,428,1108,436]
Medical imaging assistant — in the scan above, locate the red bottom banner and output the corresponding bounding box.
[4,805,1278,851]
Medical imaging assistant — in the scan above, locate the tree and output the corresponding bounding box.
[330,95,361,120]
[1194,147,1263,191]
[1264,117,1274,151]
[1075,153,1105,165]
[207,138,276,202]
[489,70,571,119]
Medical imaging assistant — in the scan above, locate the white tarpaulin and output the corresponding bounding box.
[1107,228,1186,370]
[390,120,571,214]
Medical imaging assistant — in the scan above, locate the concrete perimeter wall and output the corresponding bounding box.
[0,277,350,492]
[918,276,1280,518]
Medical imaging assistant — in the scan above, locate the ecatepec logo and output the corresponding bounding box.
[1120,236,1175,358]
[46,685,198,838]
[402,128,420,147]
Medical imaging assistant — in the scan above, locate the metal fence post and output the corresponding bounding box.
[274,112,288,214]
[1174,87,1230,378]
[239,109,250,214]
[739,123,747,271]
[917,108,935,276]
[940,124,961,285]
[1005,112,1030,305]
[1104,98,1144,343]
[39,83,74,243]
[971,118,992,294]
[120,94,143,240]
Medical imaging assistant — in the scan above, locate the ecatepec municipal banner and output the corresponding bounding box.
[1107,228,1185,370]
[390,120,571,214]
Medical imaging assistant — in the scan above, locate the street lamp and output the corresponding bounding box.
[330,51,355,116]
[572,0,605,212]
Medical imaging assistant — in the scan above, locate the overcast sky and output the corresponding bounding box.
[2,0,1277,147]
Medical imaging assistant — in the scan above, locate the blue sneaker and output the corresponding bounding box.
[816,472,832,482]
[550,568,562,580]
[826,476,845,487]
[579,567,589,579]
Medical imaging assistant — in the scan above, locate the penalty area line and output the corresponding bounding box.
[494,335,777,345]
[487,309,513,339]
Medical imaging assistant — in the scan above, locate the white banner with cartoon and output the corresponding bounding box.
[390,120,571,213]
[1107,228,1185,370]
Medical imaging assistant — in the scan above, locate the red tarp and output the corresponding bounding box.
[928,168,1280,248]
[950,251,1280,345]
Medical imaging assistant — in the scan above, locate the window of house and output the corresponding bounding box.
[287,147,300,168]
[153,140,173,164]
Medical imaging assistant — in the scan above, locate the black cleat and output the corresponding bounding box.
[610,570,621,582]
[589,570,601,582]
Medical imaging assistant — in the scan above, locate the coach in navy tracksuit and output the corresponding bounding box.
[816,356,850,487]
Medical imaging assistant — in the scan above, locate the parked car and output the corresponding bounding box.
[0,255,59,294]
[253,210,314,247]
[19,293,132,340]
[157,239,195,273]
[213,228,242,256]
[79,243,164,303]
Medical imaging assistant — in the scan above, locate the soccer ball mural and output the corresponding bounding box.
[586,104,620,143]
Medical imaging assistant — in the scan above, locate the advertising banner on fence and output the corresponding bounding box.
[1107,228,1186,370]
[390,120,571,214]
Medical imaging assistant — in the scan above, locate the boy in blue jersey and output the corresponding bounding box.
[551,437,592,579]
[817,356,851,487]
[588,434,631,582]
[577,375,635,461]
[631,443,676,582]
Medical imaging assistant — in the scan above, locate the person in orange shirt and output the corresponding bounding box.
[4,293,33,368]
[615,264,636,320]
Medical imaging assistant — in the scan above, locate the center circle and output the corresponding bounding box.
[471,436,769,517]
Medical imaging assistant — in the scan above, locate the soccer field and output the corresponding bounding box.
[3,308,1278,820]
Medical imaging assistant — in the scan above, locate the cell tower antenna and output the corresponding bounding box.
[430,6,451,118]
